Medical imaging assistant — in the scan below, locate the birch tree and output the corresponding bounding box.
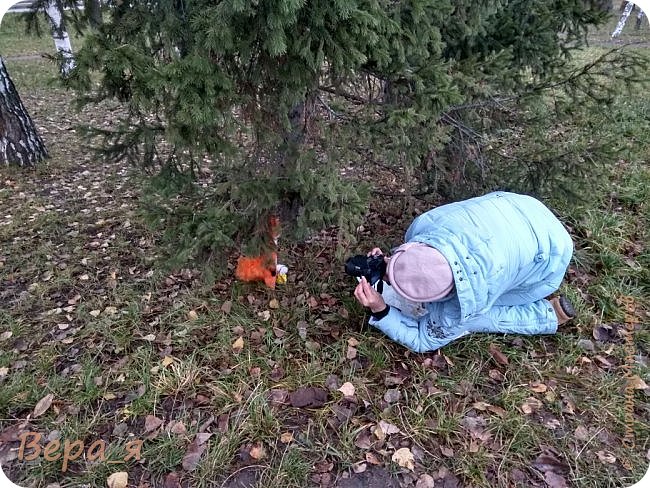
[45,0,75,76]
[0,57,48,167]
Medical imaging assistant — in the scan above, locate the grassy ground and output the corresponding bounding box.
[1,8,649,488]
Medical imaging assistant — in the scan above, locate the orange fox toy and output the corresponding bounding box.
[235,215,283,289]
[235,253,278,289]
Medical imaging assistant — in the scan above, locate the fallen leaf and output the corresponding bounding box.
[163,472,182,488]
[592,324,622,343]
[628,375,648,390]
[315,460,334,473]
[544,471,568,488]
[487,405,507,417]
[217,414,229,433]
[346,346,358,360]
[352,462,367,474]
[270,364,284,381]
[365,452,382,465]
[533,447,569,474]
[33,394,54,418]
[530,381,548,393]
[187,310,198,321]
[170,421,187,435]
[325,374,340,391]
[378,420,401,435]
[220,300,233,313]
[297,321,308,340]
[162,356,174,367]
[106,472,128,488]
[543,418,561,430]
[510,468,528,485]
[269,298,280,309]
[372,424,385,441]
[574,425,589,441]
[384,389,401,404]
[280,432,293,444]
[392,447,415,470]
[469,439,480,452]
[440,446,455,458]
[249,441,266,460]
[472,401,491,411]
[89,310,101,317]
[488,369,505,382]
[594,355,614,368]
[104,306,117,316]
[182,434,212,471]
[521,397,543,415]
[232,336,244,353]
[289,387,328,408]
[268,389,289,407]
[0,331,12,341]
[596,450,616,464]
[488,344,509,365]
[562,396,576,415]
[144,415,163,433]
[142,334,156,342]
[348,337,360,347]
[0,367,8,378]
[103,392,117,400]
[338,382,355,397]
[355,430,373,449]
[415,474,435,488]
[258,310,271,321]
[461,416,491,442]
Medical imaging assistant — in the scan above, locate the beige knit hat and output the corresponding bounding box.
[387,242,454,302]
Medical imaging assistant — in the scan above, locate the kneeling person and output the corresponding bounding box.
[353,191,575,353]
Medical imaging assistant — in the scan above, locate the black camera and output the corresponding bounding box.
[344,254,387,292]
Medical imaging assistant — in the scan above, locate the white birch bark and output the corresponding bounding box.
[0,56,48,166]
[45,0,75,76]
[612,2,635,37]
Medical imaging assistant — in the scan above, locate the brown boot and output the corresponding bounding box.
[549,295,576,325]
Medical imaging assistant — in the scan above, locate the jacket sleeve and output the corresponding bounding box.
[368,307,469,353]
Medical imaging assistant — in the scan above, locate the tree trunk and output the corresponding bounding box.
[0,57,48,167]
[85,0,103,29]
[635,10,646,30]
[45,0,75,76]
[612,2,635,37]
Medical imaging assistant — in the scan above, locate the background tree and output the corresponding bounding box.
[20,0,82,76]
[66,0,645,265]
[0,56,48,167]
[83,0,102,29]
[44,0,75,75]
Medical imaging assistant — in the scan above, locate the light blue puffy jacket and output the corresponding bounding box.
[369,191,573,353]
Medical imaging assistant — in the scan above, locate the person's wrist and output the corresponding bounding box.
[370,304,390,320]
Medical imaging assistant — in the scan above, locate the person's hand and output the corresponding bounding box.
[354,276,387,313]
[368,247,390,264]
[367,247,384,257]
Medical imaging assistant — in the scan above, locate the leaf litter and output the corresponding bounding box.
[0,84,648,488]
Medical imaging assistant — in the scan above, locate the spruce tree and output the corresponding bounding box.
[67,0,622,263]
